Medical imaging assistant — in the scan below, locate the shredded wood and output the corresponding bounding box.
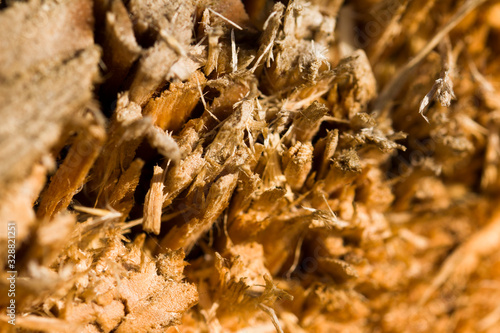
[1,0,500,332]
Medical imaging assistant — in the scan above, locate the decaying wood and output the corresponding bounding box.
[1,0,500,332]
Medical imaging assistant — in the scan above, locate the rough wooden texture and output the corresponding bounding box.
[1,0,500,332]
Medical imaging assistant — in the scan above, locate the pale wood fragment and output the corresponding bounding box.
[143,165,165,235]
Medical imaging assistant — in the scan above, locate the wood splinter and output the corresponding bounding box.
[143,165,166,235]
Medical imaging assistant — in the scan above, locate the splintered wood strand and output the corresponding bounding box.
[143,165,165,235]
[108,158,145,216]
[291,101,329,142]
[146,126,181,162]
[250,2,285,73]
[319,129,339,179]
[162,145,205,209]
[37,123,105,219]
[129,43,178,106]
[161,173,239,251]
[143,71,206,131]
[283,143,314,191]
